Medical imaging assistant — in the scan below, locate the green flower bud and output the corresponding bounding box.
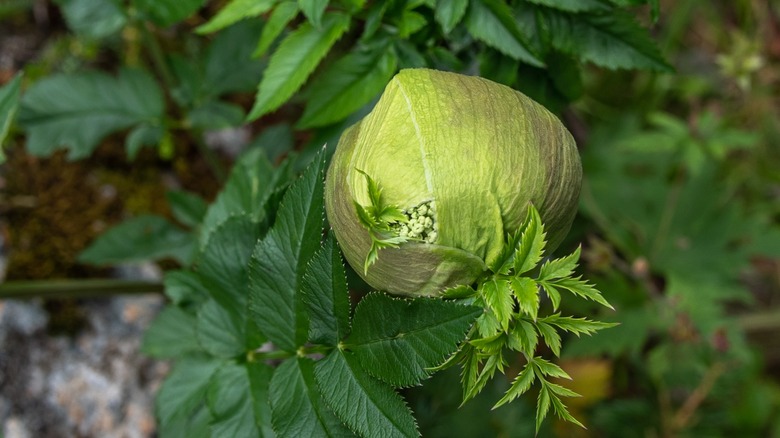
[325,69,582,296]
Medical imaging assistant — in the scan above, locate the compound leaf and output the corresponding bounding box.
[350,293,482,387]
[196,298,246,358]
[314,350,419,437]
[270,358,353,437]
[142,306,202,359]
[156,356,221,428]
[465,0,543,67]
[300,234,351,346]
[207,361,274,437]
[248,151,326,352]
[19,69,164,160]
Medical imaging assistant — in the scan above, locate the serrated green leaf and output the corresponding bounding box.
[314,350,420,438]
[508,319,538,355]
[476,310,502,338]
[0,73,23,164]
[164,269,209,307]
[538,246,581,281]
[536,321,562,356]
[440,284,477,299]
[525,0,610,12]
[540,8,673,71]
[541,281,562,310]
[58,0,127,39]
[249,151,326,351]
[254,1,300,57]
[197,299,246,358]
[299,0,329,27]
[532,357,570,379]
[511,277,539,321]
[469,332,505,354]
[434,0,468,33]
[298,45,397,128]
[548,390,584,428]
[493,361,536,408]
[546,382,580,398]
[196,0,276,34]
[167,191,208,229]
[465,0,544,67]
[78,215,194,265]
[142,307,202,359]
[248,12,350,120]
[301,235,351,346]
[514,205,546,275]
[465,353,505,401]
[156,356,221,427]
[19,69,164,160]
[546,276,613,309]
[197,215,262,318]
[481,278,514,332]
[134,0,205,27]
[207,361,274,437]
[397,10,426,37]
[349,293,482,387]
[270,358,353,437]
[535,384,552,433]
[199,147,281,244]
[539,314,618,336]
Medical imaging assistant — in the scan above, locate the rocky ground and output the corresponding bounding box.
[0,295,167,438]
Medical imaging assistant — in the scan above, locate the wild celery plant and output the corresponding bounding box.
[325,69,615,431]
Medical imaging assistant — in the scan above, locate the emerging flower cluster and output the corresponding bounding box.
[392,201,438,244]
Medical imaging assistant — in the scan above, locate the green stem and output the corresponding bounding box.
[0,279,163,299]
[138,22,175,89]
[248,344,334,362]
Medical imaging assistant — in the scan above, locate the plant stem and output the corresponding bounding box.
[138,22,175,89]
[0,279,163,299]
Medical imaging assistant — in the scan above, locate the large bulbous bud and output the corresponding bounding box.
[325,69,582,296]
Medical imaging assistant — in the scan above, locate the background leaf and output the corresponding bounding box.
[142,307,202,359]
[248,12,350,120]
[269,358,353,437]
[196,299,247,358]
[434,0,468,34]
[57,0,127,39]
[299,0,329,27]
[315,350,419,438]
[207,361,274,437]
[156,356,221,429]
[350,293,482,387]
[134,0,206,27]
[78,215,194,265]
[196,0,276,34]
[19,69,164,160]
[166,190,208,229]
[0,73,22,164]
[249,151,326,351]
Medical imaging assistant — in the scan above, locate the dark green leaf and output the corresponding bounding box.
[142,307,202,358]
[248,123,295,163]
[270,358,353,437]
[465,0,544,67]
[315,350,419,437]
[434,0,468,33]
[254,1,300,57]
[203,20,267,97]
[156,356,221,427]
[0,73,22,164]
[350,292,482,387]
[187,101,245,130]
[199,147,278,243]
[197,215,262,318]
[301,235,351,345]
[164,270,209,307]
[125,124,163,159]
[298,45,397,128]
[57,0,127,38]
[299,0,329,27]
[134,0,206,27]
[197,299,246,358]
[207,361,274,437]
[19,69,164,160]
[78,215,194,265]
[524,0,610,12]
[540,8,673,71]
[248,12,350,120]
[158,404,210,438]
[196,0,276,34]
[167,191,208,228]
[248,151,326,351]
[481,278,513,331]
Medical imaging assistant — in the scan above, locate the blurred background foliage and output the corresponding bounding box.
[1,0,779,437]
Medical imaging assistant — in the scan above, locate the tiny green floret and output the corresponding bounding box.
[391,201,438,244]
